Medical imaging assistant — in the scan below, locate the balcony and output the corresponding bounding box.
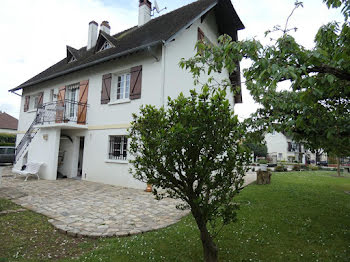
[35,100,88,129]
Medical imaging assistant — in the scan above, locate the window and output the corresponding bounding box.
[278,153,283,160]
[50,89,55,102]
[99,41,112,52]
[6,148,15,154]
[109,136,128,160]
[66,83,80,120]
[33,95,40,109]
[68,56,76,63]
[117,73,130,100]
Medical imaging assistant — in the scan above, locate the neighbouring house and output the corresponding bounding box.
[0,111,18,134]
[265,132,307,164]
[265,132,328,164]
[9,0,244,189]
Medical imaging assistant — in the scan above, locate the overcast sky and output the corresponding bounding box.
[0,0,342,119]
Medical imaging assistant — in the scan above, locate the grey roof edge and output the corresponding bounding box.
[165,1,218,44]
[9,40,162,92]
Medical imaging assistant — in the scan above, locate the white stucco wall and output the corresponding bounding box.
[16,11,237,189]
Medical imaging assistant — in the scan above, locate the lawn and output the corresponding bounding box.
[1,171,350,261]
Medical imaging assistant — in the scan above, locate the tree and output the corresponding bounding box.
[129,87,251,262]
[245,142,268,162]
[181,0,350,176]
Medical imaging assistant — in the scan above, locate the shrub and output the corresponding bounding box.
[292,165,301,171]
[275,165,287,172]
[0,133,16,144]
[309,166,319,171]
[300,164,308,170]
[258,159,268,164]
[0,143,15,147]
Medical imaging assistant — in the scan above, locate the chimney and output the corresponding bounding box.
[138,0,152,26]
[87,21,98,50]
[100,21,110,35]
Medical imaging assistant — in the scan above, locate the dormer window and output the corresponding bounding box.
[68,56,77,63]
[99,41,112,52]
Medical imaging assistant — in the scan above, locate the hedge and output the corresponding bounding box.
[0,133,16,144]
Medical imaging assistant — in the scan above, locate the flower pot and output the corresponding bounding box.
[145,183,152,192]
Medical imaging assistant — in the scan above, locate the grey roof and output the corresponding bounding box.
[10,0,244,91]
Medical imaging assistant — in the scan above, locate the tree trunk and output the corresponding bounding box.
[192,209,218,262]
[337,157,341,177]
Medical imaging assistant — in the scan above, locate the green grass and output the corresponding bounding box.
[1,171,350,261]
[0,199,96,261]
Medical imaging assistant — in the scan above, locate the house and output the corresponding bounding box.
[265,132,307,164]
[9,0,244,189]
[265,132,328,164]
[0,111,18,134]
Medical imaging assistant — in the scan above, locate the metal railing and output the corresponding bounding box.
[15,114,40,163]
[15,99,88,163]
[36,99,88,125]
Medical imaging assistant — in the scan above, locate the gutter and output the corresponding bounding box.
[9,40,163,92]
[160,41,166,106]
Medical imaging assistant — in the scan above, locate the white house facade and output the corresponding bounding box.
[265,132,307,164]
[10,0,244,189]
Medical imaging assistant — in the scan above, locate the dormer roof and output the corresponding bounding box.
[11,0,244,91]
[94,30,117,53]
[66,45,80,63]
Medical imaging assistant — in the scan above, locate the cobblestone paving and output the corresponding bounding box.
[0,166,257,238]
[0,167,189,238]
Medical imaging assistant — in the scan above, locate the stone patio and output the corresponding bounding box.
[0,166,257,238]
[0,166,189,238]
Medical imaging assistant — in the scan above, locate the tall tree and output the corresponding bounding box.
[181,0,350,176]
[129,87,251,262]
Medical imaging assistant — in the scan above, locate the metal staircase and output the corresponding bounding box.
[15,114,40,164]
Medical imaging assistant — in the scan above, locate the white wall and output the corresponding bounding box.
[163,10,234,108]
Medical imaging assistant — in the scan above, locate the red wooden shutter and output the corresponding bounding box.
[38,92,44,107]
[230,64,242,104]
[77,80,89,124]
[24,96,30,112]
[198,27,205,42]
[55,86,66,123]
[101,74,112,104]
[130,65,142,100]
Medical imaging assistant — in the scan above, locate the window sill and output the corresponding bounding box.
[108,99,131,106]
[105,159,128,164]
[26,109,37,113]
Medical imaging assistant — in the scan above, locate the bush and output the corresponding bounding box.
[0,133,16,144]
[258,159,268,164]
[300,164,308,170]
[309,166,319,171]
[293,165,301,171]
[275,165,287,172]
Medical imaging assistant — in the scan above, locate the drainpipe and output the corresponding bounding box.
[161,41,166,106]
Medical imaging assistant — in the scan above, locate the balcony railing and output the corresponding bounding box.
[36,99,88,125]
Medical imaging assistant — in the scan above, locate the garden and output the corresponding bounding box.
[1,170,349,261]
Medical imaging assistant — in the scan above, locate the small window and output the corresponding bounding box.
[117,73,131,100]
[0,148,6,154]
[50,89,55,102]
[68,56,76,63]
[109,136,128,160]
[99,41,112,52]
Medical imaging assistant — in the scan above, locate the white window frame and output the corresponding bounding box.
[65,83,80,121]
[109,72,131,104]
[107,135,128,162]
[99,41,112,52]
